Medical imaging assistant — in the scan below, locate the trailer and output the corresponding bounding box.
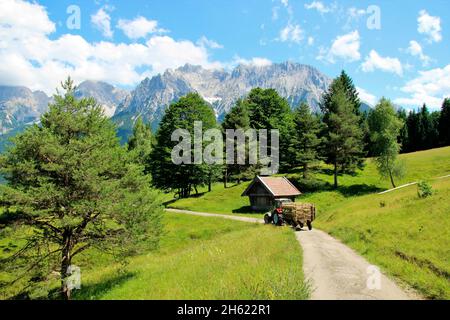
[264,198,316,231]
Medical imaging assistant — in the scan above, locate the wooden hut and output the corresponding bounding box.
[241,176,301,211]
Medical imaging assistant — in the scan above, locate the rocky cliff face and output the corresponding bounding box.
[114,62,332,131]
[74,81,130,117]
[0,86,50,134]
[1,62,348,144]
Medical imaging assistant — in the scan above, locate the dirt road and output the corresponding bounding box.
[296,229,418,300]
[166,208,419,300]
[165,208,264,224]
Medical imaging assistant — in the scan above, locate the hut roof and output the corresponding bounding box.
[241,176,301,197]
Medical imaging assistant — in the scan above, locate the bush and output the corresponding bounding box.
[417,181,433,198]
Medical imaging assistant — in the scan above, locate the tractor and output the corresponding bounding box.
[264,198,316,231]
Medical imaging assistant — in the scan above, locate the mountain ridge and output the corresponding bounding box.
[0,62,374,144]
[113,61,333,136]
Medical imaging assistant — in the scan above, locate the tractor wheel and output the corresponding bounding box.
[307,220,312,230]
[264,214,271,224]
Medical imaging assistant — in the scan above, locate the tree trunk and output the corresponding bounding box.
[333,160,338,189]
[223,168,227,189]
[303,164,308,179]
[389,169,396,188]
[60,232,72,300]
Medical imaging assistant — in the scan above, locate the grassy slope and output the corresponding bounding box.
[67,213,307,300]
[169,147,450,216]
[166,147,450,299]
[315,178,450,299]
[167,182,258,216]
[1,213,308,300]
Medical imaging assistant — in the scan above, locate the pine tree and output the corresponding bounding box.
[439,98,450,146]
[339,70,361,115]
[0,78,163,299]
[396,109,409,153]
[289,102,323,178]
[321,78,365,188]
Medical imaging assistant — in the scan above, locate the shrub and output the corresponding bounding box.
[417,181,433,198]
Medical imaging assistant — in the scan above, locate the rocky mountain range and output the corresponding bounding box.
[0,86,50,135]
[0,61,371,146]
[113,62,332,134]
[74,81,130,117]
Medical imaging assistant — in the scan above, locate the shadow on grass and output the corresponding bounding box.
[289,176,384,198]
[232,206,265,214]
[73,272,135,300]
[336,184,384,197]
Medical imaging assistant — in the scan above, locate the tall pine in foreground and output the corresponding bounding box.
[289,102,323,178]
[321,77,365,188]
[0,78,163,300]
[368,98,405,188]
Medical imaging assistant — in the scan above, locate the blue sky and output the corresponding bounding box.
[1,0,449,110]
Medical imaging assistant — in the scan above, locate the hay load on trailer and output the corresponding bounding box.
[264,199,316,231]
[282,202,316,230]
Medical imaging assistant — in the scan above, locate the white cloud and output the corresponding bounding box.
[304,1,334,14]
[361,50,403,76]
[233,57,272,67]
[91,7,114,38]
[319,30,360,63]
[417,10,442,43]
[279,23,303,43]
[356,87,377,106]
[406,40,430,65]
[280,0,289,7]
[394,64,450,108]
[117,16,167,40]
[307,36,314,46]
[0,0,222,95]
[197,36,223,49]
[0,0,55,38]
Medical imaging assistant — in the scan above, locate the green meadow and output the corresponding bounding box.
[167,147,450,299]
[0,213,309,300]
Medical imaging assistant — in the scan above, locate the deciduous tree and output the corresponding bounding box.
[368,98,405,188]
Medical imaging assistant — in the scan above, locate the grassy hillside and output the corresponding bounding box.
[167,182,258,216]
[1,213,309,300]
[315,178,450,299]
[168,147,450,216]
[166,147,450,299]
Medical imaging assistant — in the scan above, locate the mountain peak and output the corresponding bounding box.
[113,61,332,137]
